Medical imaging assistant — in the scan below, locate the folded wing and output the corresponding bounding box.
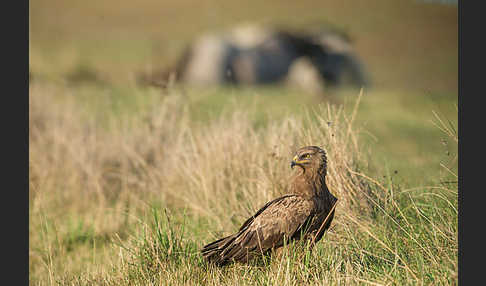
[201,195,315,265]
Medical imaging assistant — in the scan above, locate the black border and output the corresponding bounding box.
[458,0,478,285]
[4,0,29,284]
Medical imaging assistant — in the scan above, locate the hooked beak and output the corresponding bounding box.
[290,155,302,169]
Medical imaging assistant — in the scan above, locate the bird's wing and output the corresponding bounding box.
[209,194,315,264]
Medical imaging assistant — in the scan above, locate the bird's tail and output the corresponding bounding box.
[201,234,237,266]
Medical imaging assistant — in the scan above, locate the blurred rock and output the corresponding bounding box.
[138,23,370,92]
[286,57,326,95]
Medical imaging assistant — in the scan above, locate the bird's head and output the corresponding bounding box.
[290,146,327,176]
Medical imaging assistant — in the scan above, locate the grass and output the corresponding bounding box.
[29,80,457,285]
[30,0,457,284]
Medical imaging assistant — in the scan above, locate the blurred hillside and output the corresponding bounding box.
[30,0,457,94]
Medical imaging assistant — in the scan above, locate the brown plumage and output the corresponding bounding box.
[201,146,338,266]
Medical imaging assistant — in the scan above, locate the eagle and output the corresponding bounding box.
[201,145,338,266]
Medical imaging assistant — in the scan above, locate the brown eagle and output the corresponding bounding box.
[201,146,338,266]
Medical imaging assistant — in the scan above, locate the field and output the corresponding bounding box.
[29,0,458,285]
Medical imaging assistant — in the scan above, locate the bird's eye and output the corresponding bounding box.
[301,154,311,160]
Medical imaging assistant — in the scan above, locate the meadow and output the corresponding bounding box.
[29,0,457,284]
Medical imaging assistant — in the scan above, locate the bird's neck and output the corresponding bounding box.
[290,169,331,199]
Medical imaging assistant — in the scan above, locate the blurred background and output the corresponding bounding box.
[29,0,457,90]
[29,0,457,182]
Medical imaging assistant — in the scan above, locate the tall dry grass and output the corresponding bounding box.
[29,83,457,285]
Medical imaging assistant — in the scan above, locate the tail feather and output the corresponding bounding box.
[202,230,263,266]
[201,234,237,266]
[220,230,255,261]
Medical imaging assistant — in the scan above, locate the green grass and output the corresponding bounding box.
[29,81,457,285]
[32,80,457,184]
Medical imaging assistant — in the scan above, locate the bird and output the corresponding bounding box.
[201,145,338,266]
